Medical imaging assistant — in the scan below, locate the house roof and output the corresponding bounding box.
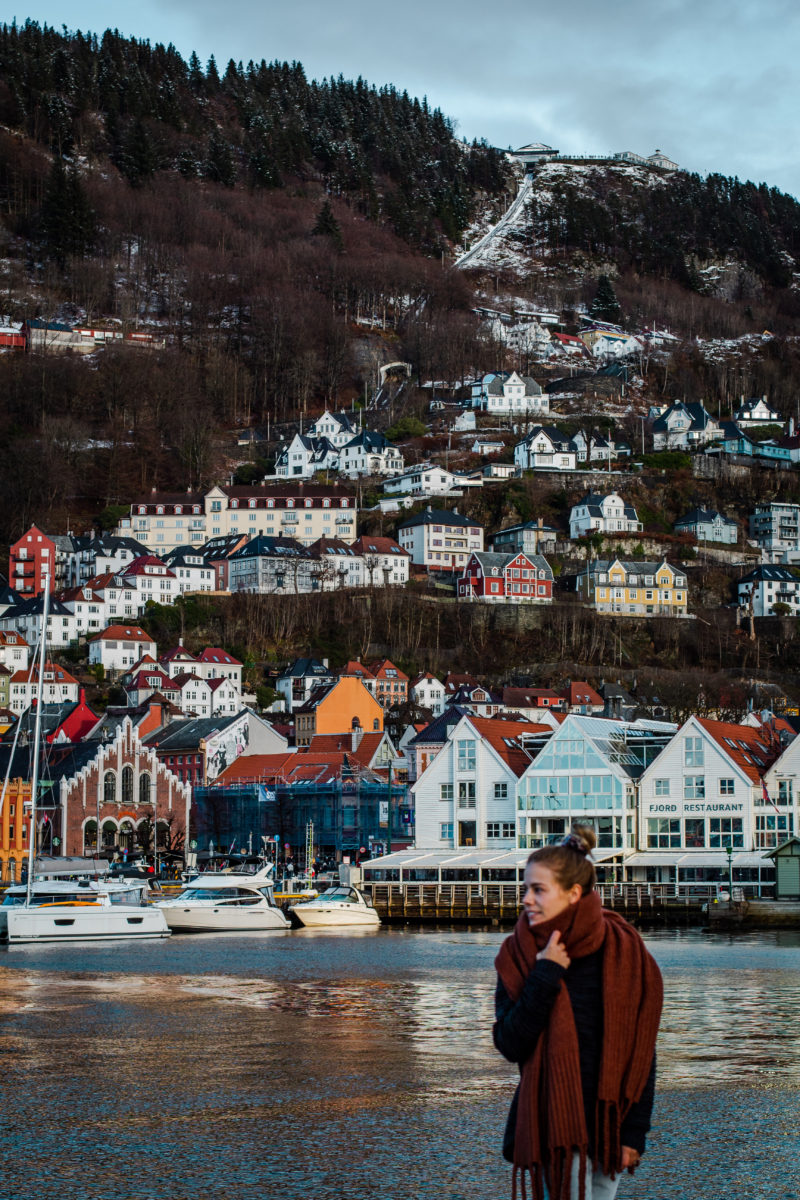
[280,657,334,679]
[197,647,241,666]
[399,507,480,530]
[350,536,409,557]
[90,624,154,643]
[501,687,562,707]
[145,713,243,752]
[306,731,387,768]
[0,631,28,647]
[159,645,197,664]
[466,716,539,777]
[696,717,781,784]
[739,565,799,584]
[368,658,409,683]
[443,672,482,694]
[675,508,737,528]
[339,661,374,679]
[215,751,296,783]
[10,662,77,686]
[125,669,179,693]
[564,681,603,707]
[230,535,309,560]
[406,705,472,746]
[121,555,175,577]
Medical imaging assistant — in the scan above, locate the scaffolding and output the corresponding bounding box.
[193,775,411,867]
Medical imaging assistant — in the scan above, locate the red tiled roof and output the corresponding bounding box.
[444,672,482,694]
[565,681,603,707]
[469,716,538,777]
[91,624,154,643]
[306,731,386,767]
[197,647,241,665]
[368,658,408,682]
[696,718,781,784]
[172,672,207,688]
[0,631,29,647]
[216,752,296,783]
[11,662,78,685]
[125,670,178,692]
[122,555,174,577]
[339,660,374,679]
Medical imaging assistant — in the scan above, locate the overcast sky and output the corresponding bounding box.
[18,0,800,198]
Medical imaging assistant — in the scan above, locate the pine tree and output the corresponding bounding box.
[205,129,236,186]
[312,199,343,251]
[39,158,96,265]
[589,274,621,323]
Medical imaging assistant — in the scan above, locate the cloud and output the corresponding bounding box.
[24,0,800,195]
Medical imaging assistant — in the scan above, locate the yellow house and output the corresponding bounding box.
[590,558,687,616]
[1,779,31,883]
[294,676,384,747]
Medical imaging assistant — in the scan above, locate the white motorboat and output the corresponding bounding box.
[1,877,170,943]
[156,864,290,932]
[290,885,381,928]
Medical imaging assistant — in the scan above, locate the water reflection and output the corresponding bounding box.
[0,929,798,1199]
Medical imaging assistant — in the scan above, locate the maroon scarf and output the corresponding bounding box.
[495,891,662,1200]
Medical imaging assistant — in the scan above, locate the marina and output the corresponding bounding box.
[0,928,798,1199]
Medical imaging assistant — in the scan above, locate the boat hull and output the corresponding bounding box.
[4,905,170,943]
[291,906,380,928]
[160,905,290,932]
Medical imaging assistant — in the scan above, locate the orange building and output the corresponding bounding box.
[1,779,31,883]
[295,677,383,747]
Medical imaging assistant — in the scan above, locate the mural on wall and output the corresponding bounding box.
[207,715,249,780]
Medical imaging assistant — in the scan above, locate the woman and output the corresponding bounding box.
[494,827,662,1200]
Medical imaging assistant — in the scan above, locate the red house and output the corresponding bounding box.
[458,551,554,603]
[8,526,72,597]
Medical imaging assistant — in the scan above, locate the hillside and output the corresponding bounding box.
[2,19,800,552]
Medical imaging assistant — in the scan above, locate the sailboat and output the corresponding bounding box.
[0,574,170,944]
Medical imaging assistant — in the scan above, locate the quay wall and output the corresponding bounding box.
[708,899,800,929]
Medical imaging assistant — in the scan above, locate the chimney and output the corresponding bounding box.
[351,720,363,751]
[178,637,184,648]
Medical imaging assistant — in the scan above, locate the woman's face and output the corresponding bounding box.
[522,861,581,926]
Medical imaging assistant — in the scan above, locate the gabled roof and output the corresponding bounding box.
[501,686,562,707]
[407,705,472,746]
[518,425,576,450]
[339,661,374,679]
[675,508,737,528]
[279,657,334,679]
[145,713,244,752]
[695,717,781,784]
[564,681,603,707]
[464,716,539,777]
[399,507,480,530]
[0,631,28,647]
[10,662,77,686]
[125,669,179,693]
[443,672,482,694]
[368,658,408,682]
[90,624,154,643]
[159,645,197,664]
[215,751,296,782]
[230,535,309,560]
[122,555,175,577]
[350,536,409,557]
[306,731,389,768]
[197,647,241,666]
[739,565,799,585]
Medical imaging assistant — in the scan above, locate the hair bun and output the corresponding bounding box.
[561,824,597,856]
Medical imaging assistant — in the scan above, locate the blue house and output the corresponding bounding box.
[674,507,738,545]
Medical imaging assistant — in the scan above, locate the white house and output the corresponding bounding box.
[410,672,446,716]
[0,598,82,650]
[120,555,181,609]
[89,625,157,673]
[471,371,550,416]
[338,431,404,477]
[0,631,30,674]
[274,433,340,479]
[580,329,643,360]
[207,676,242,717]
[738,565,800,617]
[162,547,216,594]
[412,715,536,849]
[637,716,786,886]
[306,409,360,448]
[194,647,243,690]
[734,396,781,427]
[572,430,631,465]
[350,536,410,586]
[397,507,484,571]
[569,492,642,539]
[383,464,463,497]
[749,503,800,556]
[487,317,551,359]
[514,426,577,471]
[650,402,720,451]
[9,662,80,715]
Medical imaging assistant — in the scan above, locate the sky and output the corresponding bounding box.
[16,0,800,198]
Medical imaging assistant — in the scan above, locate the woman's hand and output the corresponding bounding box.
[536,930,570,969]
[621,1147,641,1170]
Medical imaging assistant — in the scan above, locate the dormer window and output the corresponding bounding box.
[192,505,200,514]
[138,506,146,515]
[287,499,294,508]
[156,506,164,515]
[341,499,349,508]
[305,499,312,508]
[231,500,238,509]
[267,500,274,509]
[175,506,182,515]
[323,499,331,508]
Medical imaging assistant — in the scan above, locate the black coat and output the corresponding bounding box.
[493,949,656,1161]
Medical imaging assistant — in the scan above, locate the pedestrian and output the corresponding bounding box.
[493,826,662,1200]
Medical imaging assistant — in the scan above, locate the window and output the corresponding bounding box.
[778,779,793,805]
[458,781,476,807]
[684,776,705,800]
[440,783,453,801]
[486,822,500,838]
[103,771,116,806]
[139,773,151,805]
[647,818,680,848]
[121,765,134,805]
[457,740,476,771]
[755,813,794,849]
[654,779,670,796]
[502,823,515,838]
[684,818,705,847]
[719,778,735,796]
[494,782,508,800]
[684,737,704,767]
[709,818,744,849]
[440,822,453,841]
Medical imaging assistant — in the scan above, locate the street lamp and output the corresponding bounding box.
[725,843,733,900]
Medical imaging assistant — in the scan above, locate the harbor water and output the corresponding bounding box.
[0,928,799,1200]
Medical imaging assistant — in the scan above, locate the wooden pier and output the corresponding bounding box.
[364,882,713,926]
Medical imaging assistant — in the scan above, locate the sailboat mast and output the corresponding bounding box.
[25,571,51,906]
